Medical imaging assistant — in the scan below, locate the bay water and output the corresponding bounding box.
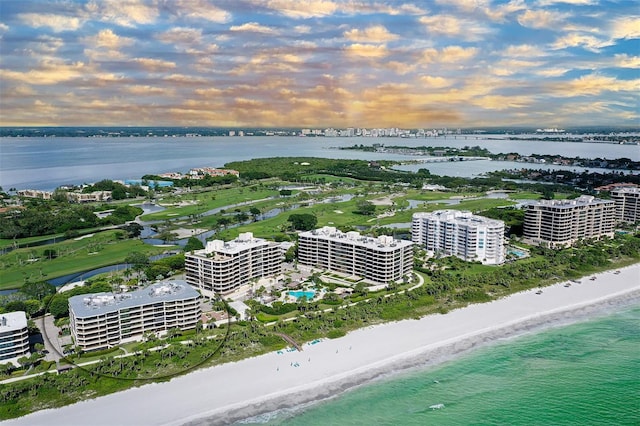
[241,304,640,425]
[1,136,638,191]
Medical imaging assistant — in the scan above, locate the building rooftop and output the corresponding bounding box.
[0,311,28,332]
[193,232,276,257]
[611,186,640,194]
[527,195,614,209]
[69,280,200,318]
[300,226,413,251]
[413,210,503,227]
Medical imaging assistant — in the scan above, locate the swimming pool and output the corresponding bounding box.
[288,290,315,300]
[508,248,528,258]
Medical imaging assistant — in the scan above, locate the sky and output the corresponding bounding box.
[0,0,638,128]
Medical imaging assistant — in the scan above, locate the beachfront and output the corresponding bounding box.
[3,264,639,426]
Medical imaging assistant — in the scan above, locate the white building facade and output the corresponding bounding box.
[412,210,505,265]
[0,311,30,365]
[610,187,640,224]
[69,281,200,351]
[185,232,282,295]
[297,227,414,284]
[523,195,616,249]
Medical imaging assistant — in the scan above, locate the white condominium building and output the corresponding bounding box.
[69,281,200,351]
[523,195,616,249]
[610,187,640,223]
[412,210,505,265]
[0,311,30,365]
[185,232,282,295]
[297,227,414,284]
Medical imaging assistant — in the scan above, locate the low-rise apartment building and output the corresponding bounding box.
[610,187,640,223]
[185,232,282,295]
[67,191,112,203]
[69,281,200,351]
[0,311,30,365]
[297,227,413,284]
[523,195,616,249]
[412,210,505,265]
[16,189,52,200]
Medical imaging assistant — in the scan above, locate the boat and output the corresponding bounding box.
[564,283,571,288]
[536,289,543,295]
[429,403,445,410]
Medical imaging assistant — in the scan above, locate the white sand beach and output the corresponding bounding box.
[4,264,639,426]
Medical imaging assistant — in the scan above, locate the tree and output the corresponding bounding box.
[48,296,69,318]
[284,245,297,262]
[287,213,317,231]
[541,186,555,200]
[355,200,376,216]
[235,212,249,223]
[249,206,261,221]
[123,222,143,238]
[43,249,58,259]
[184,237,204,252]
[20,281,56,300]
[354,282,368,296]
[217,217,232,229]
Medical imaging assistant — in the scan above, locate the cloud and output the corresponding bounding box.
[419,75,453,88]
[125,85,174,96]
[133,57,177,71]
[89,29,135,49]
[491,59,544,76]
[536,0,596,5]
[503,44,547,57]
[422,46,478,64]
[518,9,567,30]
[552,74,640,96]
[0,60,88,85]
[610,16,640,39]
[260,0,337,19]
[156,27,203,46]
[535,67,569,77]
[613,54,640,69]
[344,43,389,58]
[230,22,279,34]
[471,95,533,110]
[83,29,134,60]
[344,25,399,43]
[551,33,613,52]
[419,15,491,41]
[86,0,158,27]
[18,13,82,32]
[167,0,231,23]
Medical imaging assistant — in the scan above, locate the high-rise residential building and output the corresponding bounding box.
[412,210,505,265]
[523,195,616,249]
[185,232,282,295]
[610,187,640,223]
[69,280,200,351]
[297,227,413,284]
[0,311,30,365]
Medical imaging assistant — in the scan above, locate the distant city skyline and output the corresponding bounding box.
[0,1,638,128]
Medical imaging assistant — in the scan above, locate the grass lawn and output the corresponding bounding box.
[0,230,173,290]
[140,186,280,221]
[216,196,376,240]
[508,191,541,200]
[0,234,67,250]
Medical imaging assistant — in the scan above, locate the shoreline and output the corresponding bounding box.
[3,264,639,426]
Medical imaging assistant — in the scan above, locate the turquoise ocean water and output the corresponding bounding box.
[241,305,640,426]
